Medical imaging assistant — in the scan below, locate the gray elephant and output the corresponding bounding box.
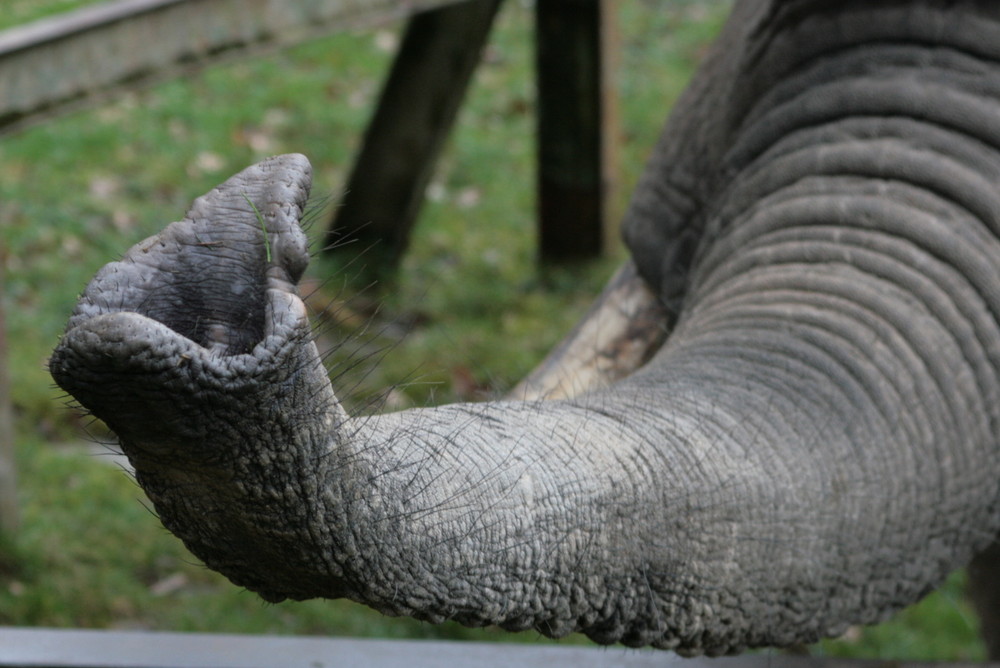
[48,0,1000,657]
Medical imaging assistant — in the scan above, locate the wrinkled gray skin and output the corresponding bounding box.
[49,0,1000,656]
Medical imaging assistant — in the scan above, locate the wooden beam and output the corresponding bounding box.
[535,0,619,261]
[0,0,465,136]
[324,0,503,278]
[509,261,668,401]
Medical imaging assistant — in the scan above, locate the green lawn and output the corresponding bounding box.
[0,0,987,660]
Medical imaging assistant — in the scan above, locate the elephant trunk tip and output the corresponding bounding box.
[64,153,313,351]
[49,155,318,447]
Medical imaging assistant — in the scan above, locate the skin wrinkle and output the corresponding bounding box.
[353,414,535,586]
[694,206,1000,423]
[724,138,1000,241]
[696,189,1000,323]
[734,43,1000,157]
[729,289,937,459]
[687,271,972,493]
[692,315,933,515]
[733,79,1000,177]
[702,165,1000,277]
[737,6,1000,125]
[652,332,872,496]
[696,326,976,560]
[669,331,883,500]
[660,298,964,520]
[753,297,902,444]
[725,123,1000,229]
[702,237,985,404]
[757,238,992,427]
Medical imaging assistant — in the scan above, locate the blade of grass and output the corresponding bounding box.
[242,191,272,263]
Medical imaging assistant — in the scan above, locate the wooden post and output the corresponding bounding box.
[535,0,619,261]
[324,0,503,278]
[0,248,18,535]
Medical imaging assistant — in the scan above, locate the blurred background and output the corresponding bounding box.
[0,0,985,659]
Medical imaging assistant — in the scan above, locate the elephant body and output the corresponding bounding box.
[49,0,1000,656]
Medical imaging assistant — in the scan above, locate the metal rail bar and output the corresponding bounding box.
[2,627,992,668]
[0,627,662,668]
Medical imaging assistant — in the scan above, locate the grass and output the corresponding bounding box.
[0,0,101,30]
[0,0,988,660]
[242,192,272,262]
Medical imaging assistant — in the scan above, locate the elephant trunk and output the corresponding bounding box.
[49,0,1000,657]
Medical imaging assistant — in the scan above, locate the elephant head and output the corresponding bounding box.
[49,0,1000,656]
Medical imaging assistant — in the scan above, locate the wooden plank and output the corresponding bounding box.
[0,250,16,536]
[324,0,503,277]
[0,0,464,136]
[535,0,619,260]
